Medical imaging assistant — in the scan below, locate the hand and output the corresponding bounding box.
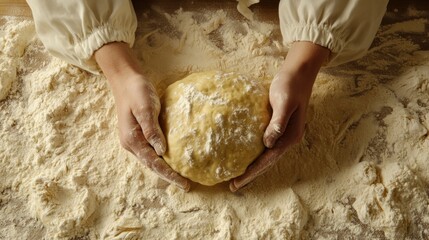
[230,42,330,192]
[95,42,190,191]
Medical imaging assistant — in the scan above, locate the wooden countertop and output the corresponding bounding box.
[0,0,30,17]
[2,0,428,20]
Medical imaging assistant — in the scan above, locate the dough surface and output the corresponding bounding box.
[160,71,270,186]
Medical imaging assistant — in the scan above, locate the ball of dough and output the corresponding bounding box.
[160,71,270,186]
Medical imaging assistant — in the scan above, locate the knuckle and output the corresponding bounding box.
[140,151,159,170]
[142,80,156,92]
[134,110,156,128]
[134,145,155,168]
[143,127,159,143]
[140,155,152,168]
[149,92,161,109]
[134,105,154,119]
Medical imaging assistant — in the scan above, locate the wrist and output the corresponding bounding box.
[94,42,142,84]
[281,41,330,82]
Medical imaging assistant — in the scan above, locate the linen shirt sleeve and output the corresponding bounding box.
[279,0,388,66]
[26,0,137,74]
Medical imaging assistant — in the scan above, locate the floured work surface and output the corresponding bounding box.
[1,2,429,239]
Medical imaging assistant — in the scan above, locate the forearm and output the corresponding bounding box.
[281,41,330,85]
[94,42,142,87]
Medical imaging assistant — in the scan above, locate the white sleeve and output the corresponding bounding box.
[26,0,137,74]
[279,0,388,66]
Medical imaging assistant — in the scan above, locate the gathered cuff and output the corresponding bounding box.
[73,25,136,74]
[281,23,349,67]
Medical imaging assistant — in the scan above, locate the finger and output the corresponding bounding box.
[129,127,190,191]
[231,108,307,192]
[137,146,191,191]
[264,94,296,148]
[132,90,167,156]
[230,147,282,192]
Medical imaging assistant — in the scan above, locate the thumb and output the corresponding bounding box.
[146,119,167,156]
[134,112,167,156]
[263,100,295,148]
[133,105,167,156]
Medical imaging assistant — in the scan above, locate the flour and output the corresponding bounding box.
[30,177,97,238]
[0,56,16,101]
[0,18,33,101]
[174,82,229,117]
[381,18,428,35]
[1,5,429,240]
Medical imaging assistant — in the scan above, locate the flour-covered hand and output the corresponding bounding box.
[114,76,190,191]
[230,42,330,192]
[95,42,190,191]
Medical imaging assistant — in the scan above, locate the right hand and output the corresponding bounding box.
[95,42,190,191]
[230,41,330,192]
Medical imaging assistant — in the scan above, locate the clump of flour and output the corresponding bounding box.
[0,18,34,101]
[0,56,16,101]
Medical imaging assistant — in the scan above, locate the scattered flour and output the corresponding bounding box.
[1,5,429,240]
[0,56,16,101]
[0,19,33,100]
[381,18,428,35]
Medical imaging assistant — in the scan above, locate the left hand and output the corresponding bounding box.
[94,42,191,191]
[230,42,330,192]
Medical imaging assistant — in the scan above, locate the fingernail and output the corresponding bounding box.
[153,141,166,156]
[264,136,275,148]
[229,181,239,192]
[182,181,191,192]
[171,179,190,192]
